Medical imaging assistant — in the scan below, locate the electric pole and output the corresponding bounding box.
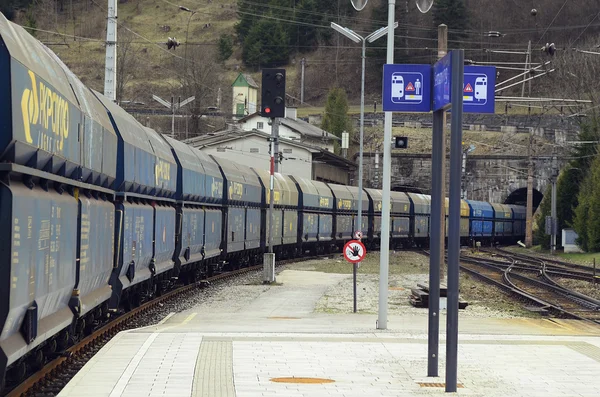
[104,0,117,102]
[550,147,558,255]
[300,58,306,104]
[525,132,534,247]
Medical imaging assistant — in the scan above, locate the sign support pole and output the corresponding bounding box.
[268,118,277,254]
[427,23,447,378]
[446,49,464,393]
[353,263,358,313]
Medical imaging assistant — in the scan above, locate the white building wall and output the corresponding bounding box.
[239,116,334,152]
[199,136,313,179]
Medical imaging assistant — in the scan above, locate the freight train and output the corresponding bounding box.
[0,14,525,391]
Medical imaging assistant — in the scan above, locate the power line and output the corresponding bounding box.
[536,0,569,45]
[569,10,600,48]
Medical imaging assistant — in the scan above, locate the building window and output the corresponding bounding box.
[283,149,292,154]
[257,122,264,130]
[250,148,259,153]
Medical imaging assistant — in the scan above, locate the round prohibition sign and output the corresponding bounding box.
[343,240,367,264]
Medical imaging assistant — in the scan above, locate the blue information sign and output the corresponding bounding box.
[433,52,452,111]
[382,64,431,112]
[463,66,496,114]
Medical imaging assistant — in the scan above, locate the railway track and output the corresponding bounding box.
[494,247,600,279]
[5,254,320,397]
[460,251,600,324]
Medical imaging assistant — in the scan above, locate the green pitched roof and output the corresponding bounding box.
[232,73,259,89]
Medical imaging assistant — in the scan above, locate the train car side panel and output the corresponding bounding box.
[153,205,176,275]
[283,210,298,245]
[180,207,204,265]
[318,214,333,242]
[1,16,81,176]
[0,183,77,367]
[227,207,245,253]
[76,195,114,316]
[110,201,154,308]
[245,208,261,250]
[204,209,222,259]
[302,213,318,242]
[407,193,430,239]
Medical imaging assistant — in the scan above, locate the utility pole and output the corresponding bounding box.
[152,94,195,138]
[521,40,531,98]
[525,132,534,247]
[103,0,117,101]
[300,58,306,104]
[551,148,558,255]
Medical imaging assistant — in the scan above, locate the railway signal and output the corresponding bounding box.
[261,68,286,118]
[394,136,408,149]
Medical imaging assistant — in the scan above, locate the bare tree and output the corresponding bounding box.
[116,29,141,103]
[543,34,600,117]
[171,46,223,136]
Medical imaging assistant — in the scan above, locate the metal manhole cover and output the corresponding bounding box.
[271,377,335,384]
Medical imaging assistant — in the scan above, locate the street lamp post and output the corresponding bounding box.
[330,22,398,284]
[179,6,197,73]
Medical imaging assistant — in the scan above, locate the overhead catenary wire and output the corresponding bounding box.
[569,10,600,48]
[536,0,570,45]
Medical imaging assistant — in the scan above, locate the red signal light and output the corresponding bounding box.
[265,107,271,114]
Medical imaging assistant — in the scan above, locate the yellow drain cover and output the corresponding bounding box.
[271,377,335,384]
[417,382,464,388]
[268,316,301,320]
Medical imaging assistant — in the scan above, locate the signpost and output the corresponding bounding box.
[382,65,432,113]
[463,66,496,114]
[382,51,492,393]
[344,238,366,313]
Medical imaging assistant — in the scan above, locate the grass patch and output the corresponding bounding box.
[558,252,600,266]
[506,245,600,267]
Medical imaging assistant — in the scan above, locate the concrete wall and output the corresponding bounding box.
[200,136,313,179]
[361,153,566,203]
[232,86,257,116]
[313,162,351,185]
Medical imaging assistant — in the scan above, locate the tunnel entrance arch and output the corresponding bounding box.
[504,187,544,210]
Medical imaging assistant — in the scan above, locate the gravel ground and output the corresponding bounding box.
[138,270,267,326]
[286,251,535,318]
[555,278,600,301]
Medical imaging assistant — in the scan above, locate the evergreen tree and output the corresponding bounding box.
[432,0,468,43]
[321,87,351,138]
[533,184,552,249]
[242,19,290,68]
[573,153,600,252]
[296,0,319,52]
[535,117,600,249]
[235,0,264,42]
[218,34,234,62]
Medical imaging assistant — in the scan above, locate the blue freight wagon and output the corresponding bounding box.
[466,200,494,244]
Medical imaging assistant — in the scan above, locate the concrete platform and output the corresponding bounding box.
[59,270,600,397]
